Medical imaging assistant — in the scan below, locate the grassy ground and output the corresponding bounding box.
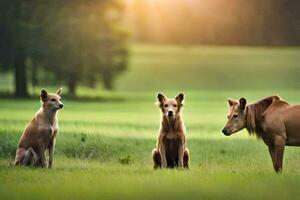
[1,90,300,200]
[1,45,300,200]
[116,44,300,91]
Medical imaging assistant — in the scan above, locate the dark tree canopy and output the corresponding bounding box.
[0,0,129,97]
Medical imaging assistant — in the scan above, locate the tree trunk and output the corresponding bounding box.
[86,74,96,88]
[31,60,38,93]
[11,1,28,98]
[14,53,29,98]
[103,70,114,90]
[68,76,77,96]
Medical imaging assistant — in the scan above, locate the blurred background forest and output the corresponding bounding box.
[128,0,300,45]
[0,0,299,97]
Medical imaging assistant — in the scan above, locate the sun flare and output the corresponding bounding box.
[122,0,235,43]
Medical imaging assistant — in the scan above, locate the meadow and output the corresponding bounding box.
[1,45,300,200]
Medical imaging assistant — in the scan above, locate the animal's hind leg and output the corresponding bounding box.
[21,147,38,166]
[183,148,189,169]
[14,148,26,166]
[273,136,286,173]
[268,145,276,168]
[152,148,161,169]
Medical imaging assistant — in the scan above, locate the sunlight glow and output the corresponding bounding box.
[122,0,232,43]
[122,0,268,46]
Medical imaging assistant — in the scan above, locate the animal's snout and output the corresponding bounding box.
[222,128,230,136]
[167,110,173,116]
[59,104,64,109]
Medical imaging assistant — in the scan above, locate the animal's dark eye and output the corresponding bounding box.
[233,114,238,118]
[174,104,177,107]
[51,99,56,102]
[164,104,168,107]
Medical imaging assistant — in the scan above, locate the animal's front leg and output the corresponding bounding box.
[48,139,56,169]
[160,145,167,168]
[178,144,184,168]
[38,146,47,168]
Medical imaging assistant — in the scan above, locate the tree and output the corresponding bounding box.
[0,0,27,97]
[0,0,46,97]
[42,0,129,95]
[0,0,129,97]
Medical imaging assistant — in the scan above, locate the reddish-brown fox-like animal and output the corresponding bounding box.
[15,88,63,168]
[152,93,189,169]
[222,95,300,173]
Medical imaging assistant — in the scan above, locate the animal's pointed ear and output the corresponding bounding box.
[157,93,166,103]
[56,88,62,96]
[40,89,48,101]
[175,93,184,103]
[239,98,247,110]
[227,98,238,107]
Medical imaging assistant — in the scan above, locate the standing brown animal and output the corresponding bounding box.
[152,93,189,169]
[222,95,300,172]
[15,88,63,168]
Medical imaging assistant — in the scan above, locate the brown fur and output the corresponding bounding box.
[14,88,63,168]
[245,96,282,137]
[222,95,300,172]
[152,93,189,169]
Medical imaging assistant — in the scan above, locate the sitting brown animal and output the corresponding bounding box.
[152,93,189,169]
[222,95,300,173]
[15,88,63,168]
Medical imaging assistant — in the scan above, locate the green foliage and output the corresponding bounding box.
[40,0,129,95]
[119,155,134,165]
[0,0,43,97]
[1,45,299,93]
[0,0,129,97]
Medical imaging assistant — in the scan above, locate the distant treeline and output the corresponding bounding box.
[131,0,300,45]
[0,0,129,97]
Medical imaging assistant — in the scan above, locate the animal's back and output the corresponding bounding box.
[18,118,39,149]
[259,100,289,141]
[263,100,289,123]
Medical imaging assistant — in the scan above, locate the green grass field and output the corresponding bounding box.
[1,45,300,200]
[116,44,300,91]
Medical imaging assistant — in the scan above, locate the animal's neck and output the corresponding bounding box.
[245,96,281,136]
[245,103,267,136]
[40,107,58,125]
[245,105,255,133]
[161,115,183,133]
